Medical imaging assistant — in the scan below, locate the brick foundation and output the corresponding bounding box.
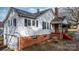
[17,34,50,50]
[17,32,63,50]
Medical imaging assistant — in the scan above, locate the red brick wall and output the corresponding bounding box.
[17,34,50,50]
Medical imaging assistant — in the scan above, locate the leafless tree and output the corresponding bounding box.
[64,7,79,25]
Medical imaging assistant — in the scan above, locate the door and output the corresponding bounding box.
[8,36,17,50]
[54,24,59,33]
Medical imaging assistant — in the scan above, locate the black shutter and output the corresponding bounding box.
[42,22,44,29]
[24,19,27,26]
[36,20,38,27]
[13,18,16,26]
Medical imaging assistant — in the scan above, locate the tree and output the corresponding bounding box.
[59,7,79,28]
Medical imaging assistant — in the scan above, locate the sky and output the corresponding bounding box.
[0,7,49,22]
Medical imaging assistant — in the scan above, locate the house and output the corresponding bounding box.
[51,16,68,32]
[3,7,55,50]
[0,22,4,36]
[51,8,69,33]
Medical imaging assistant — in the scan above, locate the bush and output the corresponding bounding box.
[68,31,75,37]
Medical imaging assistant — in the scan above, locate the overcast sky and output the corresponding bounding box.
[0,7,49,22]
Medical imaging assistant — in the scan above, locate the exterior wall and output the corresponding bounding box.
[4,9,19,50]
[18,34,50,50]
[4,9,54,50]
[17,10,54,37]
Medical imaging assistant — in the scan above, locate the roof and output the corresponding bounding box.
[13,7,36,19]
[51,16,66,24]
[3,7,53,23]
[0,22,3,28]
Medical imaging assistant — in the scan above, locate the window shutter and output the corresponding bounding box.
[24,19,27,26]
[13,18,16,26]
[36,20,38,27]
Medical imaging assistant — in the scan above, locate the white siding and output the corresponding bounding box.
[4,9,19,49]
[17,10,54,36]
[4,9,54,50]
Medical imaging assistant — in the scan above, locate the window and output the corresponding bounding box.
[50,23,51,29]
[28,20,31,26]
[8,20,12,26]
[36,20,38,27]
[24,19,31,26]
[32,20,35,26]
[47,23,49,29]
[8,20,10,26]
[24,19,27,26]
[11,20,12,26]
[13,18,16,26]
[42,22,50,29]
[42,21,46,29]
